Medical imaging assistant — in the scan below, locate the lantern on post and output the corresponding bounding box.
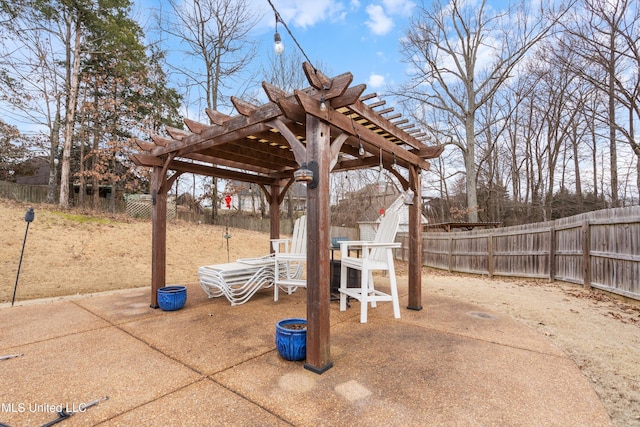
[12,207,35,306]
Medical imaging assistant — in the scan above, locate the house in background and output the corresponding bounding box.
[14,157,49,185]
[223,181,307,216]
[357,192,429,240]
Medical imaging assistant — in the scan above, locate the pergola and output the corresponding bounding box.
[131,63,443,374]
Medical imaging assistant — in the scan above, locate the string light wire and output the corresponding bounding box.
[266,0,318,72]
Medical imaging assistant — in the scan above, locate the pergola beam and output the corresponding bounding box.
[131,154,278,185]
[294,90,431,170]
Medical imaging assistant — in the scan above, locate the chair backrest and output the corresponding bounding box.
[370,211,400,262]
[290,215,307,255]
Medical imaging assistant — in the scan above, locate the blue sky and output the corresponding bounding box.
[134,0,419,111]
[256,0,418,90]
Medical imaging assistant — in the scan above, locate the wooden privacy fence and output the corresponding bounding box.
[397,206,640,301]
[0,181,49,203]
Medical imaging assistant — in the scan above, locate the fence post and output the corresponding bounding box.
[448,235,453,273]
[487,234,493,278]
[549,227,555,282]
[582,220,591,289]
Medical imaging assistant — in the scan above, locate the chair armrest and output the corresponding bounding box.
[339,241,401,251]
[274,253,306,262]
[271,238,292,254]
[358,242,402,249]
[340,241,401,259]
[339,240,368,252]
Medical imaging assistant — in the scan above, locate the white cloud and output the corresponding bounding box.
[368,73,386,88]
[365,4,394,35]
[382,0,416,16]
[275,0,347,28]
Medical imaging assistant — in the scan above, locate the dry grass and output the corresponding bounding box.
[0,199,270,302]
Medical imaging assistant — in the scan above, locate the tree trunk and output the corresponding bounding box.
[608,28,618,206]
[464,115,479,222]
[572,124,583,209]
[59,14,82,209]
[46,107,61,204]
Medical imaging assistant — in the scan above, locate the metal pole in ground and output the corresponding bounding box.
[12,207,35,306]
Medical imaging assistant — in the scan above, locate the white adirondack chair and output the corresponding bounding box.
[272,215,307,301]
[339,210,401,323]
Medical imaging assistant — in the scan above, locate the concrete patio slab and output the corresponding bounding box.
[102,378,290,427]
[0,327,200,427]
[0,280,612,426]
[213,320,610,426]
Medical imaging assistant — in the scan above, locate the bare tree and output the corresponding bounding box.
[161,0,259,219]
[262,48,308,95]
[0,2,66,203]
[528,40,586,219]
[397,0,566,222]
[163,0,258,112]
[560,0,640,205]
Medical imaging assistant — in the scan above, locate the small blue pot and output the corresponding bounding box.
[275,318,307,361]
[157,286,187,311]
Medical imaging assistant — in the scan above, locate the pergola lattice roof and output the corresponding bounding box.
[131,63,442,186]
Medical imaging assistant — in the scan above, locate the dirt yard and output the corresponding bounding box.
[1,199,639,426]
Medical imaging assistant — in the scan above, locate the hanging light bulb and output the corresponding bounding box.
[274,16,284,55]
[274,31,284,55]
[376,148,387,193]
[358,142,365,156]
[320,96,327,112]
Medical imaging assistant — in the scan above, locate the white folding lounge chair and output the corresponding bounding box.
[198,258,275,306]
[272,215,307,301]
[338,210,401,323]
[197,215,306,305]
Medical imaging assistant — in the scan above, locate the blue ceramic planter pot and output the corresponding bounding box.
[275,318,307,361]
[157,286,187,311]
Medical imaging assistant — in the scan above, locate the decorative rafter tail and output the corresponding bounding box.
[331,84,366,109]
[323,72,353,99]
[205,108,231,126]
[368,100,386,108]
[151,134,174,147]
[303,61,333,90]
[413,145,444,159]
[262,82,288,103]
[183,118,207,134]
[133,138,155,152]
[231,96,259,117]
[130,153,163,167]
[165,126,188,140]
[360,92,377,101]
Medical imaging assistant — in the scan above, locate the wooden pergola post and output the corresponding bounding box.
[304,115,333,374]
[150,165,167,308]
[407,165,423,310]
[269,184,280,247]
